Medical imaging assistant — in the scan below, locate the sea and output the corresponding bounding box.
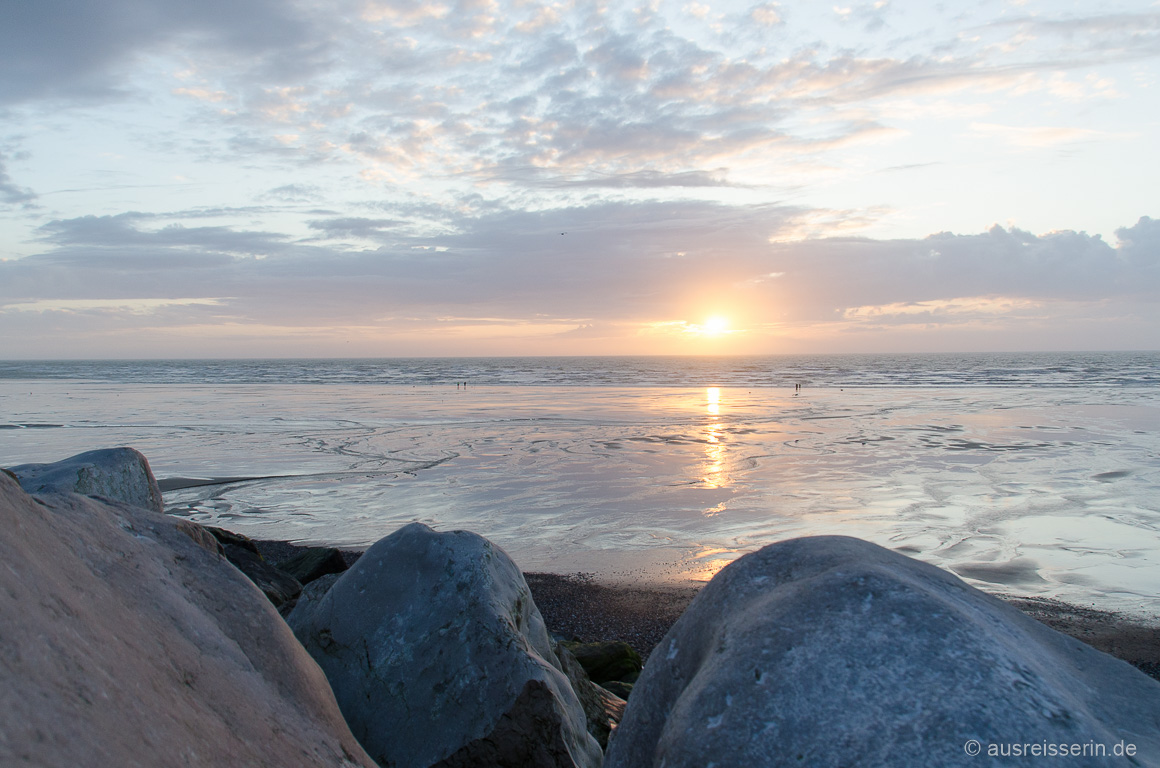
[2,353,1158,618]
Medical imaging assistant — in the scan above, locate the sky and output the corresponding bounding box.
[0,0,1157,358]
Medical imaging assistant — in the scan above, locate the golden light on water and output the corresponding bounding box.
[704,422,727,487]
[702,387,729,489]
[684,547,740,582]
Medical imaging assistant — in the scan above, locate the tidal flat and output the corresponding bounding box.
[3,356,1157,623]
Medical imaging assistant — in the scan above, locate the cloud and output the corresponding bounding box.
[748,3,783,27]
[360,0,451,27]
[4,200,1157,351]
[983,11,1160,55]
[0,1,1156,355]
[0,0,322,105]
[480,167,745,189]
[1,200,797,329]
[6,0,1151,201]
[258,184,325,203]
[0,154,37,207]
[1,297,228,314]
[1114,216,1160,271]
[35,213,292,258]
[842,296,1045,325]
[832,1,892,32]
[765,224,1159,321]
[307,217,403,240]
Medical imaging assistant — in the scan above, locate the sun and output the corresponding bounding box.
[701,316,730,336]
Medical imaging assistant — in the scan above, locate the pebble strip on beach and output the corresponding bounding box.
[253,538,1159,676]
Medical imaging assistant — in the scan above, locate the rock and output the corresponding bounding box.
[7,446,164,513]
[277,546,348,585]
[206,525,260,553]
[562,641,642,685]
[224,544,303,607]
[174,518,225,555]
[302,570,343,601]
[289,522,602,768]
[282,571,343,620]
[555,643,626,750]
[601,681,633,700]
[0,471,375,768]
[606,535,1160,768]
[207,527,302,607]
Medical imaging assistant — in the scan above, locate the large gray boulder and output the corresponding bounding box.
[7,446,165,513]
[606,536,1160,768]
[0,471,375,768]
[289,522,603,768]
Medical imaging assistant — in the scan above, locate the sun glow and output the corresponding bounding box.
[702,316,729,335]
[684,315,732,337]
[639,314,747,348]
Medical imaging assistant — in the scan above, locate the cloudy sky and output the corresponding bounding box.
[1,0,1157,357]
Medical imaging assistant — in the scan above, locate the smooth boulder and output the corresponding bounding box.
[289,522,602,768]
[7,446,164,513]
[0,471,375,768]
[606,535,1160,768]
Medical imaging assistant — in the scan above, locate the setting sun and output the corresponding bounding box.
[701,316,730,336]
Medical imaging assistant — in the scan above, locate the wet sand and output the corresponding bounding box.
[253,538,1160,679]
[9,379,1159,619]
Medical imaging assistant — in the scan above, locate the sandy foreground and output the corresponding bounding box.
[252,538,1159,680]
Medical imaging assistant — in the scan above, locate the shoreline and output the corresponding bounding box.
[251,537,1160,679]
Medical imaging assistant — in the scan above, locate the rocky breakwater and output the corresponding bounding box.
[606,535,1160,768]
[8,446,165,513]
[8,446,1160,768]
[0,452,376,767]
[288,522,605,768]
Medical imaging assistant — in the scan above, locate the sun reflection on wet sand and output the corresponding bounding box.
[683,546,741,581]
[701,387,730,490]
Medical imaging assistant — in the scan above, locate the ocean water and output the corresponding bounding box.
[2,353,1158,617]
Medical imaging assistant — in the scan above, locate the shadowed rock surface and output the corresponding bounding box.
[555,644,626,750]
[606,535,1160,768]
[278,546,349,585]
[7,446,164,513]
[0,472,375,768]
[561,641,642,686]
[283,571,344,618]
[207,526,303,607]
[289,522,602,768]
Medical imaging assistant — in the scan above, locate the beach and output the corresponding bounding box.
[6,449,1159,768]
[2,354,1158,623]
[246,536,1160,682]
